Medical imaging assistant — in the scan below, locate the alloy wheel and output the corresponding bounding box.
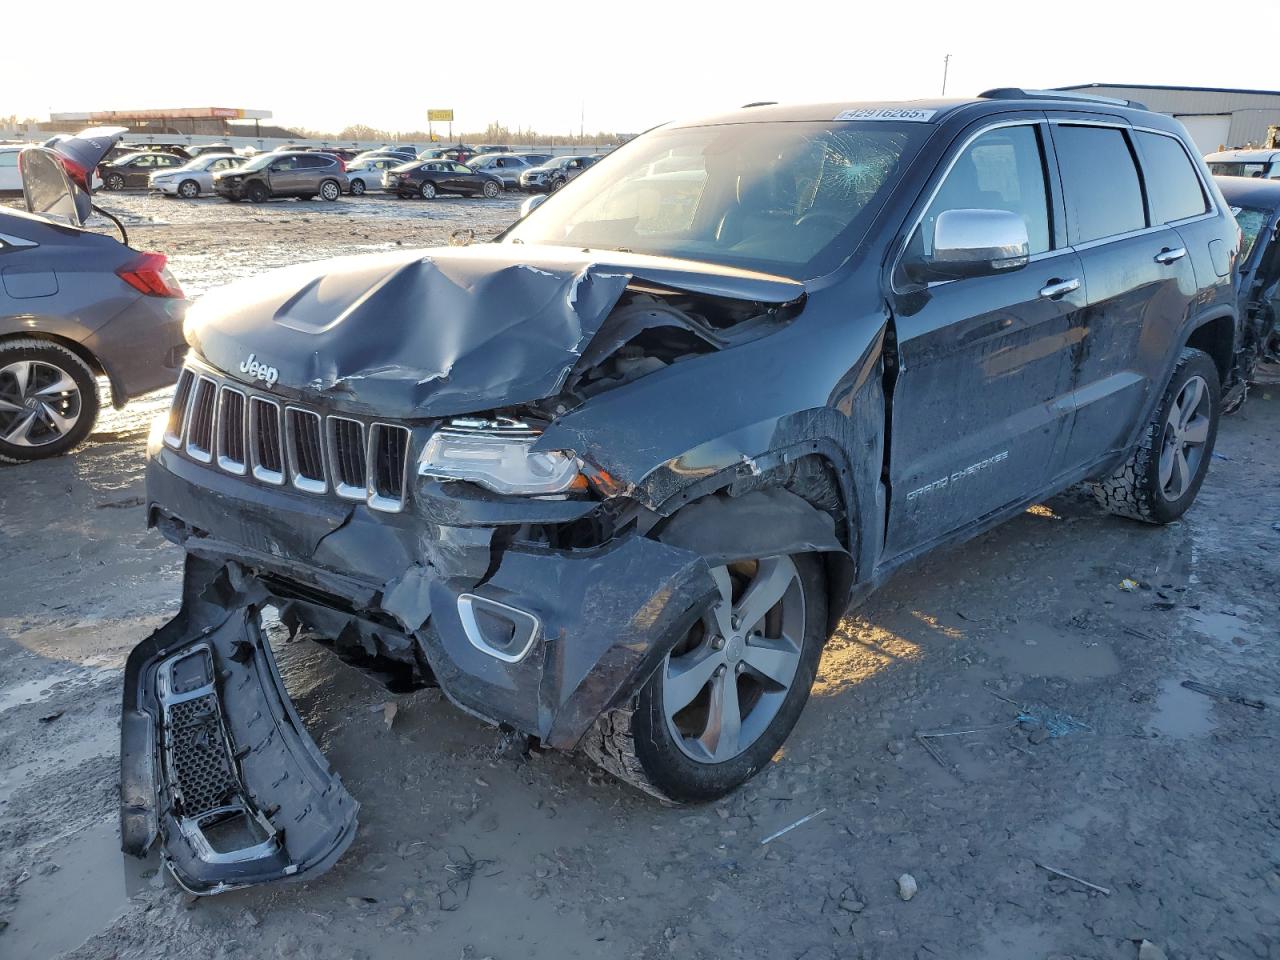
[662,556,805,763]
[0,360,82,448]
[179,180,199,198]
[1158,374,1210,501]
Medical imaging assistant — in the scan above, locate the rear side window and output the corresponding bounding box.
[918,124,1052,256]
[1137,132,1208,223]
[1053,125,1146,243]
[300,155,330,168]
[0,152,17,168]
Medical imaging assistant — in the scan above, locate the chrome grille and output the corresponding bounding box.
[185,377,217,462]
[216,388,247,474]
[163,365,411,512]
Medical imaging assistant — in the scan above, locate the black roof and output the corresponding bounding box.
[1214,175,1280,209]
[1060,82,1280,98]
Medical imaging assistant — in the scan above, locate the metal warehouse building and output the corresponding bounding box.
[1058,84,1280,154]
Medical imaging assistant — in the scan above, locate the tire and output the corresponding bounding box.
[1091,347,1221,524]
[0,339,100,464]
[550,177,566,192]
[178,179,199,199]
[419,180,436,200]
[349,178,366,196]
[585,551,827,802]
[106,173,125,191]
[246,182,270,204]
[319,179,341,201]
[482,180,500,199]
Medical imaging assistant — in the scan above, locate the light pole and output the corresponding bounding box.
[941,54,951,96]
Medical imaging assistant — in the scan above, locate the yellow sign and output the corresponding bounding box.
[428,109,454,122]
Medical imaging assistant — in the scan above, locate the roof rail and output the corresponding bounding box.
[978,87,1147,110]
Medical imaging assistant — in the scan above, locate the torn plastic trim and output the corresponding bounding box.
[121,559,358,895]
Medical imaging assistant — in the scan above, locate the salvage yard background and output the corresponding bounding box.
[1,192,1278,960]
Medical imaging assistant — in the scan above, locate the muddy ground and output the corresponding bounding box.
[1,190,1278,960]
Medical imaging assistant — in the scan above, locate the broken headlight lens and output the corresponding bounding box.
[417,429,585,496]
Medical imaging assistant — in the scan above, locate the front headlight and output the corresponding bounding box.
[418,428,585,495]
[152,175,173,183]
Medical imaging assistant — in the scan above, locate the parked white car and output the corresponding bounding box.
[0,146,22,192]
[149,153,246,198]
[1205,148,1280,180]
[344,156,405,195]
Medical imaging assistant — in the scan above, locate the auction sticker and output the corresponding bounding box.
[835,107,937,122]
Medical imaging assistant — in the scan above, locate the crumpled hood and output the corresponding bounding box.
[184,243,802,419]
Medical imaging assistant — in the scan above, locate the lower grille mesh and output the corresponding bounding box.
[168,694,239,818]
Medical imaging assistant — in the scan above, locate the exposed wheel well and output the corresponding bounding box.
[0,330,105,382]
[1185,313,1235,386]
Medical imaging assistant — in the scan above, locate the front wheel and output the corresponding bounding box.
[550,177,566,192]
[178,179,200,199]
[481,180,500,199]
[246,182,270,204]
[349,178,366,196]
[105,173,125,191]
[319,179,341,201]
[1091,347,1221,524]
[586,552,827,802]
[419,180,436,200]
[0,339,100,464]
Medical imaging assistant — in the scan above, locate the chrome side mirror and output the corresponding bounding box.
[914,208,1030,282]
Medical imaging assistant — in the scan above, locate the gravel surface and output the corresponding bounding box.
[1,191,1278,960]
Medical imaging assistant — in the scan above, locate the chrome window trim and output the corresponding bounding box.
[215,385,248,476]
[284,406,327,495]
[366,422,409,514]
[184,376,218,463]
[247,395,285,486]
[326,416,368,501]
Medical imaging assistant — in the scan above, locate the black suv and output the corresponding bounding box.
[127,90,1242,894]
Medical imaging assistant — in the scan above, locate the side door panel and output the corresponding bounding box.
[885,117,1086,558]
[1047,122,1198,471]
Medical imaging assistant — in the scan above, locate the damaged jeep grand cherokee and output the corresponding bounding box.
[126,89,1244,893]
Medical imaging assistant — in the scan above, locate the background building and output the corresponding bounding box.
[1058,84,1280,154]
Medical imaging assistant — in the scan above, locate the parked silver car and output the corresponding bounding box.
[344,156,404,195]
[466,153,538,189]
[149,154,247,198]
[213,152,349,203]
[519,155,598,192]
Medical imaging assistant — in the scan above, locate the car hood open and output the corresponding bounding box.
[184,243,804,419]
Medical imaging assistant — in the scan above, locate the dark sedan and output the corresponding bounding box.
[383,160,502,199]
[1217,176,1280,394]
[101,151,188,190]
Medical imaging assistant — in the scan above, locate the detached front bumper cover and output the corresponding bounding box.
[121,558,358,895]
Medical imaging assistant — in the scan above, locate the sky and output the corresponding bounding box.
[8,1,1280,136]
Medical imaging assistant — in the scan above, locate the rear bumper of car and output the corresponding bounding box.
[88,295,188,405]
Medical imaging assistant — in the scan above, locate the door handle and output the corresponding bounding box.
[1038,278,1080,300]
[1154,246,1187,265]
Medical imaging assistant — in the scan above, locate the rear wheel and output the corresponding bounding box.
[481,180,500,199]
[319,179,341,201]
[586,552,827,802]
[1091,347,1220,524]
[349,178,366,196]
[178,179,200,199]
[105,173,125,191]
[0,340,100,464]
[247,182,270,204]
[419,180,436,200]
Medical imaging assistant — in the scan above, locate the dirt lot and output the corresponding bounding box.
[1,190,1278,960]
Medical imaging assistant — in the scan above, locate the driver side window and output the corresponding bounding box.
[918,125,1052,257]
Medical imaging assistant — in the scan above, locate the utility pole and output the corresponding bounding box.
[580,101,584,142]
[941,54,951,96]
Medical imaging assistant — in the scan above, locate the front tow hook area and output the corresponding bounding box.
[121,561,358,895]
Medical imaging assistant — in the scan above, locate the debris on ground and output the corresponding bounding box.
[1138,940,1169,960]
[1035,862,1112,895]
[1181,679,1269,710]
[897,874,918,901]
[1120,578,1141,592]
[1017,706,1091,738]
[759,809,827,844]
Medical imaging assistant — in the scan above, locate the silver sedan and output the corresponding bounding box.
[149,154,246,198]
